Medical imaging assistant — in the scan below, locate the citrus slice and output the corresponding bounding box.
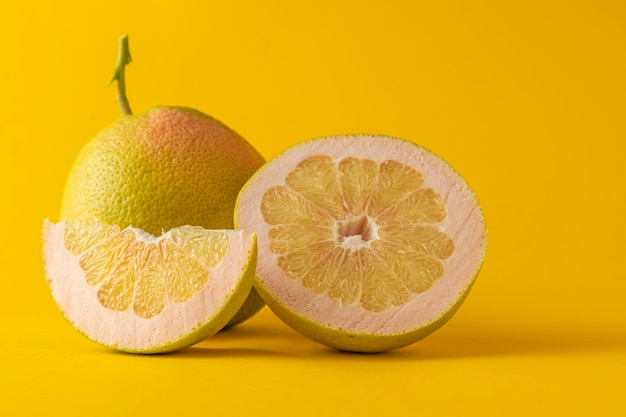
[235,135,486,352]
[42,218,256,353]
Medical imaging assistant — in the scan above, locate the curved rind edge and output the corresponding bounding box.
[233,134,488,353]
[42,219,257,354]
[254,262,483,353]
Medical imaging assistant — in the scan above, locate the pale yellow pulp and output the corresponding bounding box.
[63,219,229,318]
[260,156,454,312]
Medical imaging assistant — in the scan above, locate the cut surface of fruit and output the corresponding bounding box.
[235,135,486,352]
[42,218,256,353]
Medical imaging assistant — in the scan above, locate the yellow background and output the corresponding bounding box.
[1,0,625,415]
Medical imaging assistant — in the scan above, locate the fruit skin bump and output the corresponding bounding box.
[58,35,266,327]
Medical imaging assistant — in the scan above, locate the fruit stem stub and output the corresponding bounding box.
[107,34,133,116]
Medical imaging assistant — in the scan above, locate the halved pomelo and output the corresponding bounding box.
[42,219,256,353]
[235,135,486,352]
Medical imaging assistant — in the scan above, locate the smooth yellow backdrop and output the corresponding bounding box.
[1,1,625,416]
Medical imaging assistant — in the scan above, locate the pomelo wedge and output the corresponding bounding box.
[235,135,486,352]
[42,219,256,353]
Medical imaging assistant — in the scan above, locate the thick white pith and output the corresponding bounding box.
[236,135,486,336]
[43,221,255,351]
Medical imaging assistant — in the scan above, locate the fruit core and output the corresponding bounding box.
[336,214,378,249]
[260,155,455,312]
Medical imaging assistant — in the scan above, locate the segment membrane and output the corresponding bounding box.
[161,239,208,303]
[367,160,423,217]
[79,229,135,286]
[377,225,454,259]
[327,249,363,305]
[285,155,345,220]
[276,241,336,281]
[260,155,455,312]
[268,224,334,255]
[377,188,446,225]
[64,221,230,318]
[96,241,143,311]
[170,226,228,268]
[360,254,410,312]
[261,186,334,226]
[133,243,167,318]
[301,247,344,294]
[338,158,378,216]
[374,241,444,293]
[64,218,120,255]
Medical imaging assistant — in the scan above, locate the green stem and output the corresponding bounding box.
[107,34,133,116]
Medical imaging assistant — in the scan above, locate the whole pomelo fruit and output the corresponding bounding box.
[59,36,265,327]
[60,106,264,235]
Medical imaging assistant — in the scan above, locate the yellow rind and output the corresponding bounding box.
[222,287,265,330]
[254,261,483,353]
